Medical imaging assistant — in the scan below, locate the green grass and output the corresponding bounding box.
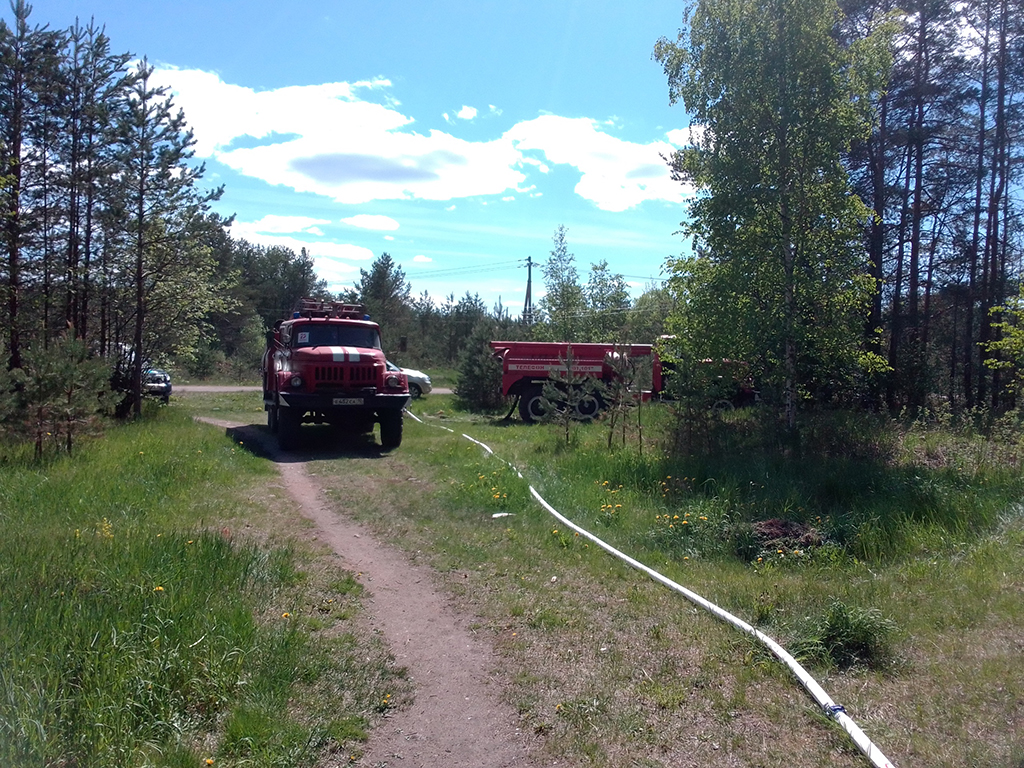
[42,393,1021,766]
[311,400,1024,768]
[0,406,405,768]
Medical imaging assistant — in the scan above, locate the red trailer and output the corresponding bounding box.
[489,341,664,422]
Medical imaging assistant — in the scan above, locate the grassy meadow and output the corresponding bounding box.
[6,384,1022,768]
[315,392,1022,768]
[0,404,406,768]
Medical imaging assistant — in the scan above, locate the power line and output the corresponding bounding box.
[401,259,524,279]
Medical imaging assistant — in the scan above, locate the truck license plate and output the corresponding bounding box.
[333,397,364,405]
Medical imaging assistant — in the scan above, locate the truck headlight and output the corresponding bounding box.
[385,374,402,389]
[290,375,303,388]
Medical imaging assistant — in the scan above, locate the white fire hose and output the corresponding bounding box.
[405,412,896,768]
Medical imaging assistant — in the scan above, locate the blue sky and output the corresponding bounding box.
[21,1,696,311]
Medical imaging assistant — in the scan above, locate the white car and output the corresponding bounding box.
[387,361,432,398]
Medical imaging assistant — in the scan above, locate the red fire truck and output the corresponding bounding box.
[262,299,410,450]
[489,341,664,422]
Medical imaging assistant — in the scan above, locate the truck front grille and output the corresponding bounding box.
[313,364,376,388]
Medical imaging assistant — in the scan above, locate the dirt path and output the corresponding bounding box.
[201,418,540,768]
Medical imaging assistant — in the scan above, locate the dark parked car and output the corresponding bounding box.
[143,368,172,403]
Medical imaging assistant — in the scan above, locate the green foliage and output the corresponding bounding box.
[585,260,631,341]
[539,346,605,445]
[456,318,507,410]
[537,226,588,342]
[985,288,1024,396]
[356,253,412,357]
[2,335,111,458]
[655,0,891,428]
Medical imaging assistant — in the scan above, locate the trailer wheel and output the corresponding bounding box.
[277,408,301,450]
[379,411,403,450]
[518,388,549,423]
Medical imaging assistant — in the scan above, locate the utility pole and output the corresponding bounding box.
[523,256,534,324]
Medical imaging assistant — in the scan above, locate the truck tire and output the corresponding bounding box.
[268,404,278,433]
[278,408,301,451]
[574,392,602,420]
[379,411,403,450]
[519,388,548,423]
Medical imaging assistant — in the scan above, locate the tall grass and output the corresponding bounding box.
[0,407,401,767]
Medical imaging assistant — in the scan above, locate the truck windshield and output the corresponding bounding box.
[293,325,381,349]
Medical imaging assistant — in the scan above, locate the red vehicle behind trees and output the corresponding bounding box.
[262,299,410,450]
[489,341,664,422]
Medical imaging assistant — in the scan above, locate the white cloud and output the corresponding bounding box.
[241,214,331,234]
[502,196,515,202]
[384,235,395,241]
[505,115,690,212]
[667,125,704,147]
[341,214,400,231]
[228,218,374,287]
[154,68,691,212]
[153,68,525,205]
[413,254,432,263]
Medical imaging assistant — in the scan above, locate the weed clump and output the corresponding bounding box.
[791,599,899,671]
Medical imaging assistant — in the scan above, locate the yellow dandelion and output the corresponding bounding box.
[282,612,291,619]
[206,760,214,766]
[153,586,164,592]
[682,520,688,525]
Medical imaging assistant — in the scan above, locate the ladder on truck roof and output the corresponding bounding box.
[295,298,367,319]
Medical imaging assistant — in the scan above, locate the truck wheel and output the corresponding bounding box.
[278,408,301,451]
[574,392,602,420]
[379,411,403,450]
[518,388,548,423]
